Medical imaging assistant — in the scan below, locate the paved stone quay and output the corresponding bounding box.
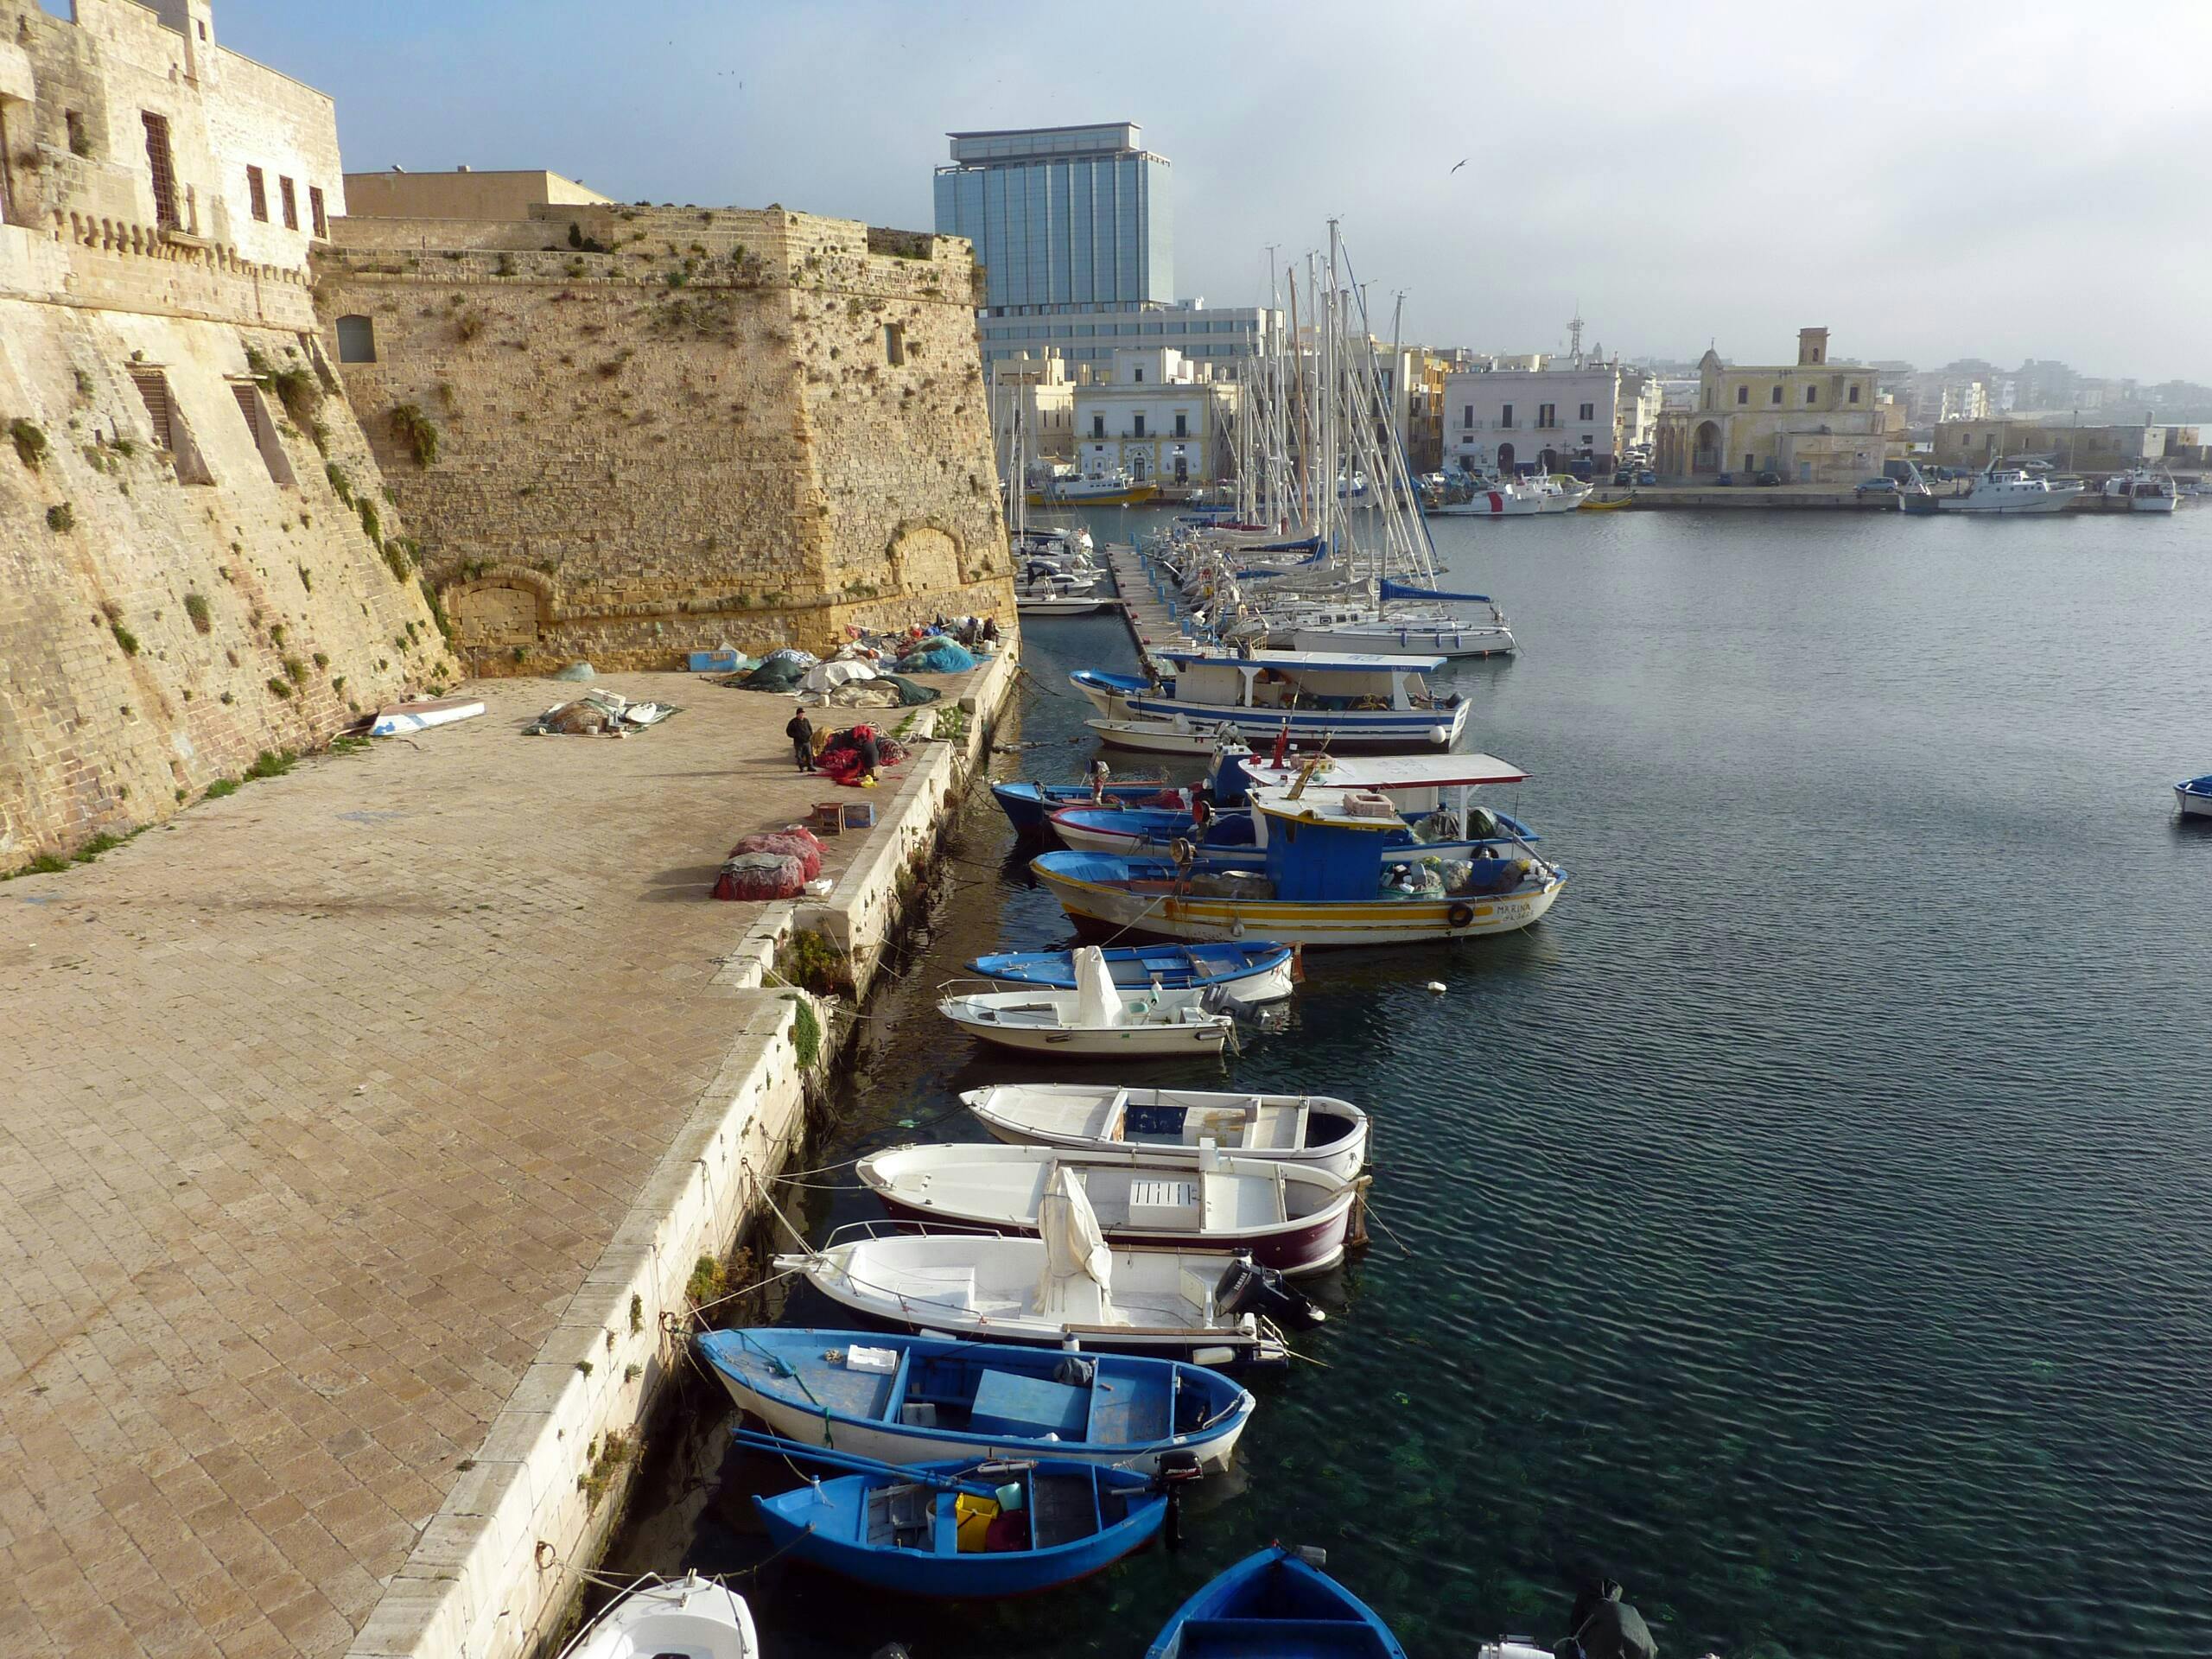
[0,669,983,1658]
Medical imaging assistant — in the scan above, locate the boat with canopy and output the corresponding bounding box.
[1072,648,1470,752]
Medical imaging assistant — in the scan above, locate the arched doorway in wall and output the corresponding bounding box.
[1497,441,1516,473]
[1691,420,1721,473]
[1128,451,1148,481]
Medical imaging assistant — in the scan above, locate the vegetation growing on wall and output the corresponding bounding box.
[11,419,48,470]
[390,404,440,467]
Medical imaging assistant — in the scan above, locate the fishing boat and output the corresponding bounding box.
[1033,760,1565,948]
[1145,1545,1408,1659]
[991,780,1192,837]
[1579,493,1636,511]
[858,1143,1365,1276]
[2177,775,2212,819]
[1048,751,1540,874]
[741,1430,1171,1598]
[963,1084,1370,1184]
[1083,719,1257,756]
[1029,470,1160,508]
[938,947,1241,1057]
[695,1327,1254,1472]
[2101,466,2182,512]
[775,1177,1318,1366]
[556,1572,757,1659]
[968,943,1296,1006]
[1073,649,1471,752]
[1904,459,2073,514]
[1016,591,1116,617]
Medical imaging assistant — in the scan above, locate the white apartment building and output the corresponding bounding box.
[977,300,1279,381]
[1442,358,1662,473]
[1070,347,1237,485]
[988,352,1077,462]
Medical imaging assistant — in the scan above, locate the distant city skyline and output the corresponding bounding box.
[215,0,2212,383]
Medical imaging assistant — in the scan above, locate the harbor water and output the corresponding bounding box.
[609,505,2212,1658]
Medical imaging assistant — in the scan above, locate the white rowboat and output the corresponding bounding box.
[556,1573,757,1659]
[963,1084,1370,1185]
[938,946,1239,1057]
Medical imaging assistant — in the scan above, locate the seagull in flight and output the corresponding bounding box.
[1450,158,1468,174]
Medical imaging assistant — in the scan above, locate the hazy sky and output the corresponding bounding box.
[219,1,2212,382]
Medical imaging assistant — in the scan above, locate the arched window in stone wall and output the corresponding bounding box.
[336,315,377,364]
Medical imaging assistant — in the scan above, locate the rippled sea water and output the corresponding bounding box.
[609,505,2212,1659]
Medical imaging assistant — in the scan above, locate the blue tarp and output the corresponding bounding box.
[1380,578,1492,603]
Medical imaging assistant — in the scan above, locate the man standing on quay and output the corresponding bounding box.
[786,705,813,772]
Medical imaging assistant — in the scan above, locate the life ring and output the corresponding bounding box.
[1446,902,1476,929]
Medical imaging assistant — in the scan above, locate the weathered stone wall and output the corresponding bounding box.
[318,203,1018,671]
[0,0,440,868]
[0,306,448,866]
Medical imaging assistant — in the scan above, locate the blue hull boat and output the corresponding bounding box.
[991,781,1184,836]
[966,943,1295,1006]
[1146,1545,1408,1659]
[743,1430,1169,1599]
[696,1328,1254,1473]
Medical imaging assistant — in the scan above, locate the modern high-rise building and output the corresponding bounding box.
[932,123,1173,315]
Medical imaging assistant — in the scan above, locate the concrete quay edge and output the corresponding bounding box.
[340,645,1020,1659]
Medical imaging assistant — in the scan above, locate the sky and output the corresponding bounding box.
[215,0,2212,383]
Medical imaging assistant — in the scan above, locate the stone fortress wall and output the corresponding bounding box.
[318,201,1018,671]
[0,0,443,867]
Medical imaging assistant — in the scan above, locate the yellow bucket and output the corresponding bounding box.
[954,1491,1001,1553]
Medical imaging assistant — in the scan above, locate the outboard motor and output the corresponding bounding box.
[1213,1252,1326,1330]
[1556,1582,1657,1659]
[1153,1449,1202,1551]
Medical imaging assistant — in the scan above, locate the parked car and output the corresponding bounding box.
[1715,472,1736,486]
[1754,471,1783,486]
[1855,476,1900,495]
[1635,469,1657,486]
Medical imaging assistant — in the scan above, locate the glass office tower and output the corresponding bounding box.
[932,123,1173,314]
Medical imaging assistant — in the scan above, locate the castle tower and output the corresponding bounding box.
[1798,327,1829,366]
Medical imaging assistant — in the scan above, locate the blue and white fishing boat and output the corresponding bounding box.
[967,943,1295,1007]
[1073,648,1470,752]
[990,780,1185,837]
[1034,755,1565,948]
[2177,774,2212,819]
[696,1328,1254,1473]
[1047,753,1538,873]
[741,1429,1172,1599]
[1145,1544,1408,1659]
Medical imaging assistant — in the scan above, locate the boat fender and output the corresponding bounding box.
[1447,902,1477,929]
[1429,726,1450,746]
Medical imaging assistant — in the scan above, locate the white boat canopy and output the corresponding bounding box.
[1037,1166,1113,1302]
[1243,752,1529,791]
[1154,647,1448,674]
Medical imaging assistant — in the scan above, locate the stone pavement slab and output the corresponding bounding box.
[0,671,966,1657]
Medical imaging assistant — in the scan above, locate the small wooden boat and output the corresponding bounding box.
[1578,492,1636,511]
[938,947,1239,1057]
[695,1327,1253,1472]
[777,1180,1319,1368]
[368,696,485,736]
[858,1143,1365,1275]
[556,1571,757,1659]
[1146,1544,1408,1659]
[741,1430,1170,1598]
[968,943,1294,1007]
[2177,775,2212,819]
[991,779,1185,836]
[963,1084,1370,1184]
[1084,717,1254,756]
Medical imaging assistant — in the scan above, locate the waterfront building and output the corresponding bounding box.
[932,123,1171,313]
[976,297,1279,382]
[1069,346,1238,485]
[990,350,1077,462]
[1653,328,1903,482]
[1442,353,1662,474]
[1933,416,2165,473]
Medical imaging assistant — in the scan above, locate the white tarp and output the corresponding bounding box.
[1035,1166,1113,1306]
[802,660,878,693]
[1071,946,1123,1030]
